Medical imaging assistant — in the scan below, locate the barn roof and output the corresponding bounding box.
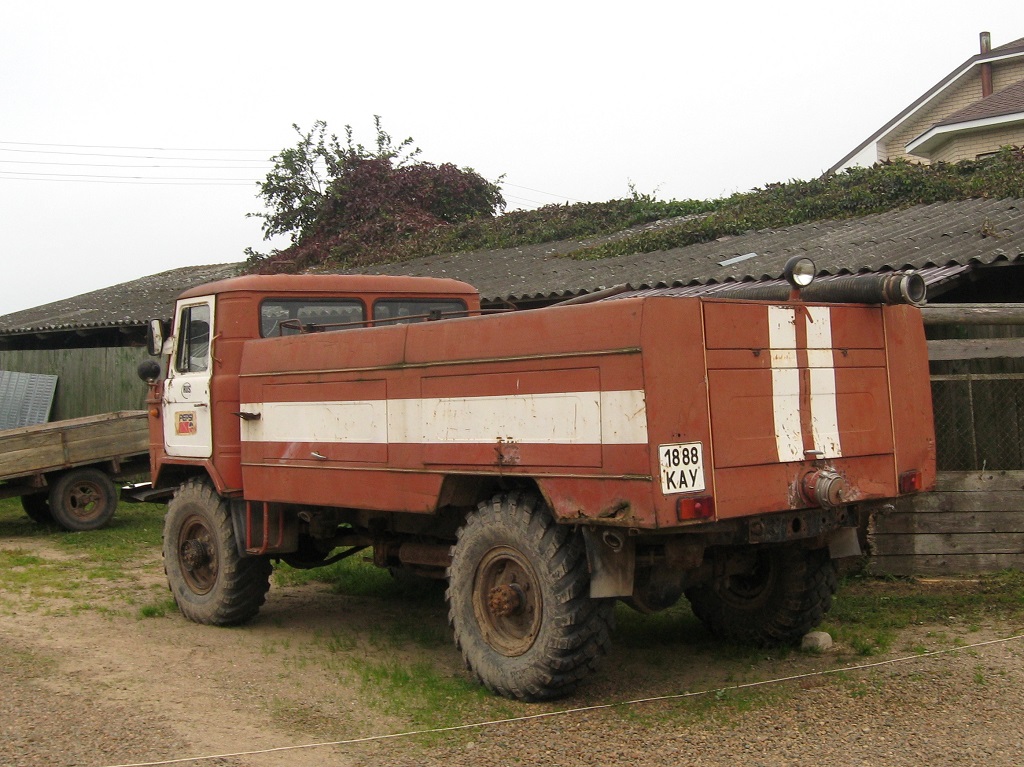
[335,197,1024,307]
[0,263,239,344]
[1,197,1021,342]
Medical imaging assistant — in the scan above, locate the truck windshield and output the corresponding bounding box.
[260,300,365,336]
[372,299,468,326]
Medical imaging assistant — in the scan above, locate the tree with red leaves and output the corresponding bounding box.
[246,118,504,272]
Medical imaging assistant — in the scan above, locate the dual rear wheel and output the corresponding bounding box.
[685,546,838,646]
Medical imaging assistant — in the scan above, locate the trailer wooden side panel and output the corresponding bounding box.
[0,410,149,482]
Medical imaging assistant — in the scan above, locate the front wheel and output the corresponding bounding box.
[48,468,118,531]
[447,492,614,701]
[685,546,837,646]
[163,478,272,626]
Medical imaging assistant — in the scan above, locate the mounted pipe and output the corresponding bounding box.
[709,270,926,306]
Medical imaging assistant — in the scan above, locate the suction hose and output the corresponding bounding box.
[710,271,926,306]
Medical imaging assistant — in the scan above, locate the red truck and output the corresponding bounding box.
[138,260,935,700]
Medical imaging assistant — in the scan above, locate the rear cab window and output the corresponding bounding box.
[260,299,365,337]
[372,299,468,326]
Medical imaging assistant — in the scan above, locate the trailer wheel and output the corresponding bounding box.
[446,492,614,701]
[163,478,272,626]
[21,493,54,525]
[685,546,837,646]
[48,468,118,531]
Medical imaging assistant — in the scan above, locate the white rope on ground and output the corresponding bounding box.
[97,633,1024,767]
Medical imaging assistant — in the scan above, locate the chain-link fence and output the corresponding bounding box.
[928,319,1024,471]
[932,373,1024,470]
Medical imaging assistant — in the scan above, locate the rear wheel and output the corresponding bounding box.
[685,546,837,646]
[163,478,272,625]
[21,493,54,525]
[48,468,118,531]
[447,492,614,700]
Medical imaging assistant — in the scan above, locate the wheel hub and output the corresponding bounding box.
[488,583,525,617]
[181,538,210,571]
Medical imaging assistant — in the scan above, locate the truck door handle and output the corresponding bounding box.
[311,451,328,460]
[234,411,261,421]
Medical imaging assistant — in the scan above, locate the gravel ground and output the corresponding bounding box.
[4,613,1023,767]
[3,534,1024,767]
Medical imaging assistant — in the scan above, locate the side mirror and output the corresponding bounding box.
[147,319,170,356]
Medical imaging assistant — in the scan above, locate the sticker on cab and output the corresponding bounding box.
[176,411,197,436]
[659,442,706,494]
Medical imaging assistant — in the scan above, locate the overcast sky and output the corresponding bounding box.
[2,1,1020,316]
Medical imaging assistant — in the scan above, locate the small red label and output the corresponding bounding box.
[176,412,197,435]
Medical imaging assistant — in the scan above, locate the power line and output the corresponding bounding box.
[0,139,274,153]
[0,142,591,203]
[0,159,270,170]
[0,173,255,186]
[0,169,257,181]
[502,181,586,204]
[0,146,272,162]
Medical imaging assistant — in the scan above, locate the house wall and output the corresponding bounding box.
[0,346,150,421]
[930,124,1024,163]
[880,58,1024,163]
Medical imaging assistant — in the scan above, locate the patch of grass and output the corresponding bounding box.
[973,666,987,685]
[275,555,392,594]
[352,657,506,731]
[821,571,1024,655]
[0,497,166,608]
[137,597,177,619]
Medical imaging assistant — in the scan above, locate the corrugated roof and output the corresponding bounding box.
[337,197,1023,305]
[0,263,239,336]
[1,197,1022,336]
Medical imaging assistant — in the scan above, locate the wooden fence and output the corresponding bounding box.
[0,346,149,421]
[868,304,1024,575]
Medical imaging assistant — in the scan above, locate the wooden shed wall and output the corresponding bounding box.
[0,346,149,421]
[867,470,1024,575]
[868,304,1024,575]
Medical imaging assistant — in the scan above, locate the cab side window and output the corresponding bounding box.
[175,305,211,373]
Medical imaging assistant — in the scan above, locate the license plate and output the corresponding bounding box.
[659,442,706,495]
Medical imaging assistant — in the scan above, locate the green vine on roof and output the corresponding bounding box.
[564,147,1024,261]
[248,144,1023,272]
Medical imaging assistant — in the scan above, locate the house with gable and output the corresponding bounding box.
[832,32,1024,172]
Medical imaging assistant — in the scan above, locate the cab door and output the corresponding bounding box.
[163,296,214,457]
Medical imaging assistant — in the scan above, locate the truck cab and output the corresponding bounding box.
[144,274,480,496]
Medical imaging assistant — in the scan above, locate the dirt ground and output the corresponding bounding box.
[4,533,1024,767]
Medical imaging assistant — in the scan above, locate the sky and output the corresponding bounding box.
[2,1,1021,316]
